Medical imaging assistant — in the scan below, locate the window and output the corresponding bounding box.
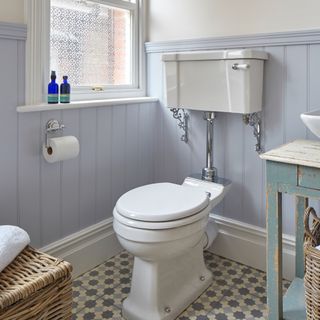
[25,0,145,103]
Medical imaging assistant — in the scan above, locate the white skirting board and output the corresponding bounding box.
[40,218,123,278]
[208,214,296,281]
[40,214,295,280]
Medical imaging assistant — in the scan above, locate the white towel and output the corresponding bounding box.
[0,225,30,272]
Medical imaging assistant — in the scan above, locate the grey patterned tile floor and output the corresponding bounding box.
[72,251,291,320]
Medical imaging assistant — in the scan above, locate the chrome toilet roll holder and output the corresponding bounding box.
[45,119,65,148]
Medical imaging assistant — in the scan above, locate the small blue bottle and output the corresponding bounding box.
[60,76,71,103]
[48,71,59,104]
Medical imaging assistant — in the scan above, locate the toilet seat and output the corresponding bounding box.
[116,182,209,222]
[113,205,210,230]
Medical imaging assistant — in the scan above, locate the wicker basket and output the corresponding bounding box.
[304,207,320,320]
[0,245,73,320]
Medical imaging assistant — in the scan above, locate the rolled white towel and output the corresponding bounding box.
[0,225,30,272]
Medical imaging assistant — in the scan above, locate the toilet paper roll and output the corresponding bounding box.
[43,136,80,163]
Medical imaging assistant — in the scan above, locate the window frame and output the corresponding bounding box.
[25,0,146,104]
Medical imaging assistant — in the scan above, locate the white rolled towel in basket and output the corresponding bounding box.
[0,225,30,272]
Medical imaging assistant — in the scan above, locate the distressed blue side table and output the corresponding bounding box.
[261,140,320,320]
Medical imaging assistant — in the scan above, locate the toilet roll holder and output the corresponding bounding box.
[45,119,65,148]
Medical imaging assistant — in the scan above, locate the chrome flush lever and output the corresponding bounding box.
[232,63,250,70]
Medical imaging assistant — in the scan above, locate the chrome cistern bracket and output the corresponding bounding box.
[243,112,262,154]
[45,119,65,148]
[170,108,189,143]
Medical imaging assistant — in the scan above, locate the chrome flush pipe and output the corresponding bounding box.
[202,111,217,181]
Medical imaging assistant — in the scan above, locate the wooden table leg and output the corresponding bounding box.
[267,185,283,320]
[295,196,308,278]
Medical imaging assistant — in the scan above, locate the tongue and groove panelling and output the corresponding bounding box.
[146,35,320,235]
[2,24,320,248]
[0,23,158,247]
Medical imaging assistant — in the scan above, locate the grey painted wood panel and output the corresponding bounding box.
[223,114,245,220]
[18,112,42,246]
[212,113,226,215]
[285,46,308,142]
[61,109,80,236]
[138,103,155,186]
[79,109,97,228]
[40,111,62,245]
[111,105,127,206]
[96,107,113,222]
[0,40,18,226]
[189,111,206,176]
[243,122,263,227]
[263,46,286,150]
[124,104,140,191]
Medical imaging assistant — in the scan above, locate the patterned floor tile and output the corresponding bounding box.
[75,261,132,297]
[205,254,245,289]
[106,282,131,309]
[72,250,287,320]
[107,251,134,270]
[72,282,90,314]
[209,293,267,320]
[177,283,224,319]
[232,265,291,299]
[233,268,266,298]
[72,297,123,320]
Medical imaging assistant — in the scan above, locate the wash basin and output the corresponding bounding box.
[301,110,320,138]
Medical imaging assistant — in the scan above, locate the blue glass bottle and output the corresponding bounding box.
[60,76,71,103]
[48,71,59,104]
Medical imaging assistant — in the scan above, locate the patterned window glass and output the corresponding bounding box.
[50,0,132,87]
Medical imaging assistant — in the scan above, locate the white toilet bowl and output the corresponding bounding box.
[113,178,230,320]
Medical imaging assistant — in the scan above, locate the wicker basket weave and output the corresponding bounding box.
[304,207,320,320]
[0,245,73,320]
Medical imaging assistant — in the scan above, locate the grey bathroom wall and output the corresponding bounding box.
[147,34,320,235]
[2,22,320,247]
[0,23,157,247]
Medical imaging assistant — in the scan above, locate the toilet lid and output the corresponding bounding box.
[116,183,209,222]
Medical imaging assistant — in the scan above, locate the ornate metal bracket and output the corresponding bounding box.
[243,112,263,153]
[170,108,189,143]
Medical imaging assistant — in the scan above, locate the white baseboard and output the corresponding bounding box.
[40,214,296,280]
[209,214,296,281]
[41,218,123,278]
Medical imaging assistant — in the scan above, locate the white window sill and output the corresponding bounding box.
[17,97,158,113]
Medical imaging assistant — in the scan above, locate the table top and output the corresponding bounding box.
[260,140,320,169]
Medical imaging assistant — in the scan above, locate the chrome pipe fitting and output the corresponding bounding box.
[202,111,217,181]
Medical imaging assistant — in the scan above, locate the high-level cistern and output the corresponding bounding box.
[202,111,217,181]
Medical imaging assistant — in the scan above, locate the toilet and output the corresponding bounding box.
[113,49,268,320]
[113,177,231,320]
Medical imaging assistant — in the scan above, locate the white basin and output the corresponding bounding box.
[301,110,320,138]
